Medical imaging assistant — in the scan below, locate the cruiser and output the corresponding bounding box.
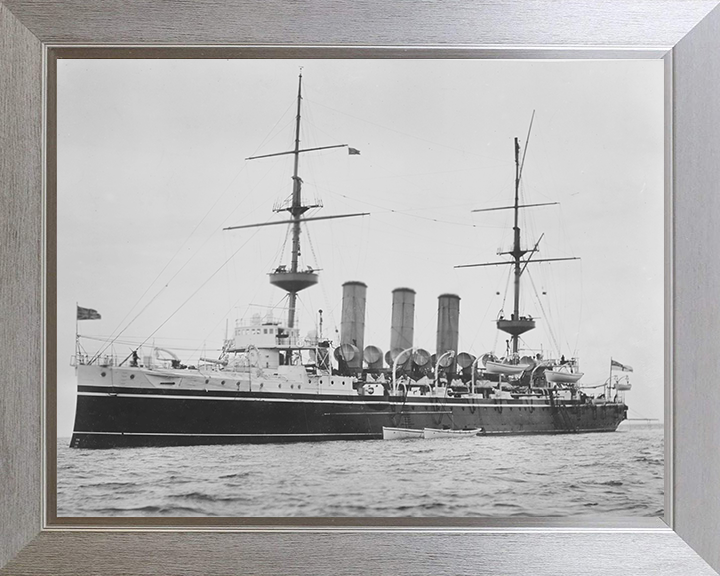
[70,74,628,448]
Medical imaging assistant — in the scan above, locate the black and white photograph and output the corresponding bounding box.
[57,58,663,518]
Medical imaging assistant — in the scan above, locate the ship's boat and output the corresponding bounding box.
[545,368,584,384]
[382,427,423,440]
[69,76,630,449]
[484,360,531,376]
[423,428,483,439]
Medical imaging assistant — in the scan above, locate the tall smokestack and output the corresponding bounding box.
[436,293,460,357]
[340,281,367,368]
[390,287,415,352]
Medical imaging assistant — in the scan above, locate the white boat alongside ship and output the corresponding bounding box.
[381,427,484,440]
[423,428,483,439]
[382,427,424,440]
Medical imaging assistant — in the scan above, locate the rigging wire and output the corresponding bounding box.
[553,201,584,357]
[286,104,484,225]
[302,218,342,343]
[321,221,341,337]
[323,188,502,231]
[250,99,299,159]
[82,335,222,353]
[627,406,659,421]
[300,97,492,184]
[305,96,505,164]
[93,102,303,360]
[297,293,325,337]
[187,293,290,362]
[573,259,584,357]
[514,165,582,359]
[121,224,269,363]
[460,278,495,354]
[275,224,292,269]
[82,334,218,343]
[492,267,513,355]
[94,164,248,361]
[97,98,299,354]
[517,110,535,184]
[499,264,512,315]
[526,268,561,356]
[303,219,322,271]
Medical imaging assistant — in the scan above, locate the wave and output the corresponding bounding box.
[56,427,664,518]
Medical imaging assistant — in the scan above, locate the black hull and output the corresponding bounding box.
[70,385,627,449]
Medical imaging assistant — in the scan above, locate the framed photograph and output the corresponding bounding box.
[2,2,720,575]
[52,55,665,515]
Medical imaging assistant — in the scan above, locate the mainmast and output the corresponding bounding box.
[455,122,578,359]
[511,138,524,348]
[487,136,537,355]
[225,72,368,330]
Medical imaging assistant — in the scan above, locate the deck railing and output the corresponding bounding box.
[71,354,118,367]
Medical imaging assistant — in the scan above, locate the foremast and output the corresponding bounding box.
[224,72,367,330]
[271,72,318,329]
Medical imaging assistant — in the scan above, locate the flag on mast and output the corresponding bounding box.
[611,359,633,372]
[348,147,361,155]
[77,306,101,321]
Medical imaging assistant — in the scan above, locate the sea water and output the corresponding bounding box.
[56,421,663,517]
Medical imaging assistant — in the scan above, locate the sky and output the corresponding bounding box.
[57,59,664,436]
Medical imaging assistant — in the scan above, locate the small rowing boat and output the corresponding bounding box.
[423,428,483,439]
[484,360,530,376]
[382,427,423,440]
[544,369,584,384]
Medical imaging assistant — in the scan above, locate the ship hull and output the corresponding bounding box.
[70,384,627,449]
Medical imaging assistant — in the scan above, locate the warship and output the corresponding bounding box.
[70,74,629,448]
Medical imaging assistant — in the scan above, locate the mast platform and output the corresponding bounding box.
[269,269,319,293]
[497,316,536,337]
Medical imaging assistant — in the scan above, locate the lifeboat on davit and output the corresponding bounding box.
[544,366,584,384]
[484,359,531,376]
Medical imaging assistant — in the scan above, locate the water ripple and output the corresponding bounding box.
[57,422,663,518]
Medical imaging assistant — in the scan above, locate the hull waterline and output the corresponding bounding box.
[70,382,627,449]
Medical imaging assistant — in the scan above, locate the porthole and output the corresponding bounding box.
[205,379,209,384]
[259,383,264,388]
[221,380,225,385]
[101,372,106,377]
[278,384,282,389]
[291,385,294,389]
[129,374,135,380]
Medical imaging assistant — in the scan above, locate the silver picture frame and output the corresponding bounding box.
[2,1,720,574]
